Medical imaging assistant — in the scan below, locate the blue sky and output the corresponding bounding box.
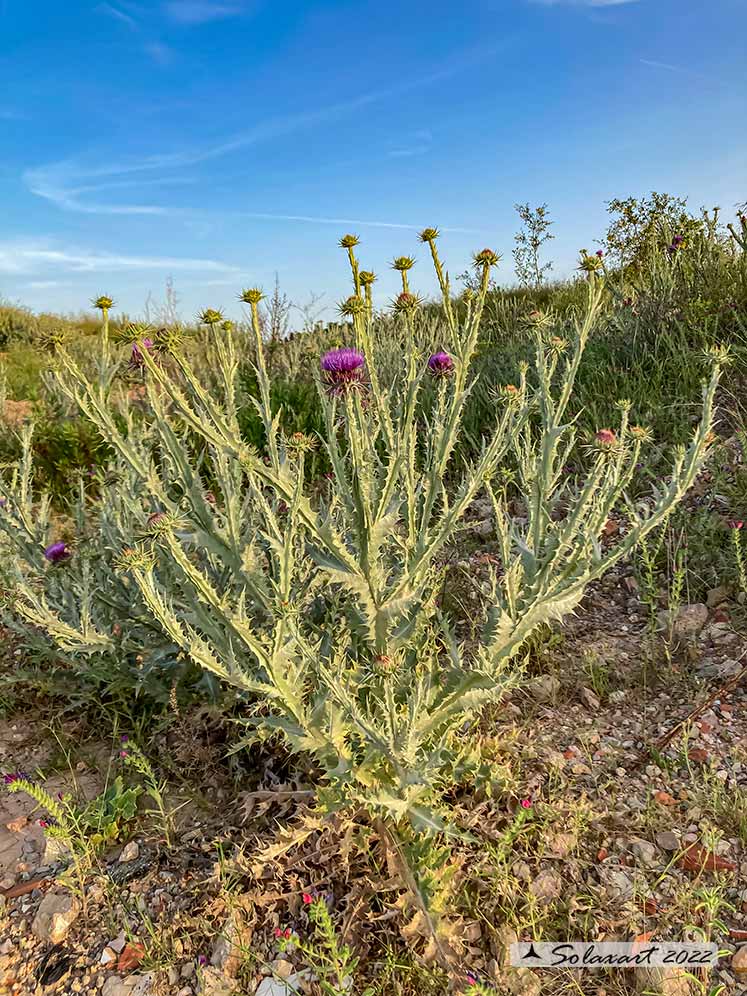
[0,0,745,321]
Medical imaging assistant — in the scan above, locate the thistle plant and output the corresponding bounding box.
[0,230,725,982]
[93,295,114,355]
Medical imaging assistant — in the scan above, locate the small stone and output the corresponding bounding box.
[201,968,234,996]
[119,841,139,863]
[101,948,117,966]
[529,869,562,901]
[706,585,729,608]
[629,838,658,867]
[602,867,635,900]
[635,965,692,995]
[109,933,127,954]
[658,603,708,641]
[32,890,81,944]
[42,837,71,865]
[527,675,560,703]
[269,959,294,979]
[5,816,27,833]
[655,830,679,851]
[580,687,600,711]
[180,963,195,979]
[547,832,576,858]
[733,946,747,974]
[255,977,305,996]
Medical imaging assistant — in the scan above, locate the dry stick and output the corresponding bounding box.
[634,647,747,768]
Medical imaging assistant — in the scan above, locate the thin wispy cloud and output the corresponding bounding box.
[96,2,176,65]
[163,1,245,24]
[24,43,502,218]
[26,280,74,289]
[96,2,139,29]
[235,212,476,234]
[639,58,710,81]
[387,129,433,159]
[144,40,177,65]
[0,242,239,276]
[532,0,638,6]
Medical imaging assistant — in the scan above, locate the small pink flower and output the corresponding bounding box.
[466,971,478,986]
[520,798,532,809]
[119,750,128,759]
[274,928,283,938]
[596,250,604,258]
[729,520,744,530]
[302,892,314,905]
[595,429,617,446]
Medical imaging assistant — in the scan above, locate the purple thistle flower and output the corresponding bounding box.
[427,351,454,377]
[130,338,154,367]
[320,347,366,396]
[197,955,208,967]
[3,771,29,785]
[121,734,129,743]
[44,541,70,563]
[0,498,7,508]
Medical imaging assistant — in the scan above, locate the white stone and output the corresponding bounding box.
[31,890,80,944]
[119,841,139,863]
[255,977,305,996]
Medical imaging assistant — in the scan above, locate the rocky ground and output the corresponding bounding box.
[1,562,746,996]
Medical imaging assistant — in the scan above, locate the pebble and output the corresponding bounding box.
[119,841,139,863]
[655,831,679,851]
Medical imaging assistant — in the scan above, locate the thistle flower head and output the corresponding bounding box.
[629,425,653,442]
[39,327,71,351]
[497,383,521,403]
[359,270,376,287]
[418,227,440,243]
[221,320,234,332]
[521,309,551,330]
[155,327,185,355]
[391,255,415,272]
[320,347,366,395]
[427,351,454,377]
[44,541,70,564]
[115,545,156,572]
[3,771,29,785]
[240,288,264,305]
[285,431,317,455]
[473,248,500,268]
[520,798,532,809]
[578,249,604,274]
[729,520,744,530]
[338,295,366,318]
[705,344,731,367]
[393,291,420,313]
[199,308,224,327]
[130,338,154,366]
[338,234,360,249]
[93,295,114,312]
[548,335,568,352]
[146,510,184,536]
[594,428,617,448]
